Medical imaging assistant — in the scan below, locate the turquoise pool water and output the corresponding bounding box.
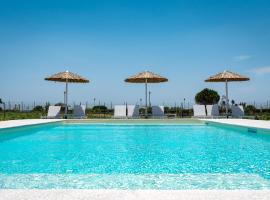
[0,123,270,189]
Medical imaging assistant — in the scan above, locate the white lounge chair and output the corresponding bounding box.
[127,105,140,118]
[43,106,61,119]
[206,104,219,117]
[73,105,86,118]
[152,106,165,118]
[193,105,206,117]
[113,105,127,118]
[231,105,244,118]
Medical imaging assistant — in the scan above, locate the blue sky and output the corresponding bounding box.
[0,0,270,107]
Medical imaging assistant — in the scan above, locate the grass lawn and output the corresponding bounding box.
[0,111,114,121]
[0,111,45,121]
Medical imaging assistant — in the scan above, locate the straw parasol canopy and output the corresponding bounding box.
[45,71,89,83]
[125,71,168,83]
[45,71,89,115]
[125,71,168,117]
[205,70,249,116]
[205,70,249,82]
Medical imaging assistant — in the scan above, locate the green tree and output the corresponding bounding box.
[195,88,220,105]
[195,88,220,115]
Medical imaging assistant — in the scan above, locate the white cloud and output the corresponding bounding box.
[234,55,253,61]
[250,66,270,75]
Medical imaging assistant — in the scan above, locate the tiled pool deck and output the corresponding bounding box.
[0,118,270,199]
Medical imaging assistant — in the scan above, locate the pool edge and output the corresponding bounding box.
[0,189,269,200]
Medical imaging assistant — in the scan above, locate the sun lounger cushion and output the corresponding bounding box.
[114,105,127,118]
[206,104,219,117]
[127,105,139,117]
[193,105,206,117]
[47,106,61,118]
[231,105,244,118]
[152,106,165,117]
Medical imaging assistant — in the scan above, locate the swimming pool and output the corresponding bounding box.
[0,122,270,189]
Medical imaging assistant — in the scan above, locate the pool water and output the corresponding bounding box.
[0,123,270,189]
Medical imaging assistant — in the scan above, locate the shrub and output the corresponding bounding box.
[92,106,108,112]
[32,105,44,112]
[258,114,270,120]
[245,105,257,115]
[45,102,50,112]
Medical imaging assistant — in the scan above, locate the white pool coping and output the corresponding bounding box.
[201,118,270,130]
[1,119,270,131]
[0,119,64,129]
[0,189,269,200]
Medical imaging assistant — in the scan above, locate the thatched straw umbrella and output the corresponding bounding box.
[125,71,168,117]
[45,71,89,115]
[205,70,249,115]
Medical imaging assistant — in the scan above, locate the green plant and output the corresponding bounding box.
[258,114,270,120]
[195,88,220,115]
[92,105,108,113]
[195,88,220,105]
[45,102,50,112]
[245,105,257,115]
[0,111,44,121]
[32,105,44,112]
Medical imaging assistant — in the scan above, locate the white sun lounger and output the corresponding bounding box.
[43,106,61,119]
[231,105,245,118]
[114,105,127,118]
[127,105,140,118]
[193,105,206,117]
[73,105,86,119]
[152,106,165,118]
[206,104,220,117]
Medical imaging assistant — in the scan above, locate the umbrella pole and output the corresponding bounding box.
[65,80,68,116]
[225,80,228,117]
[145,79,148,118]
